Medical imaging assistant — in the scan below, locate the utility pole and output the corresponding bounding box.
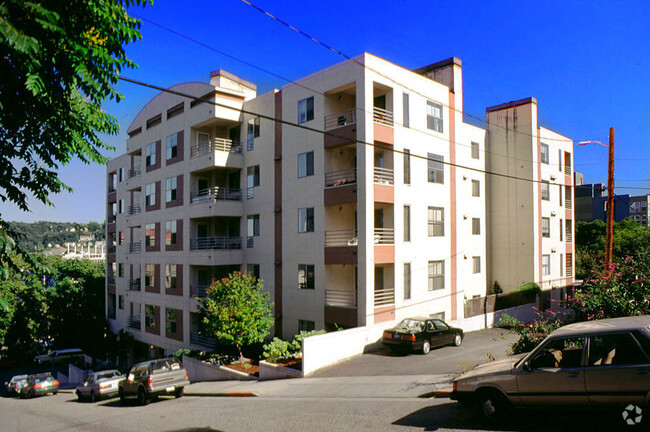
[605,127,615,266]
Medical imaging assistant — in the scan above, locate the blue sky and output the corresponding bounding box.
[5,0,650,223]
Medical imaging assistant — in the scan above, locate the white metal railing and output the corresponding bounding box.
[564,165,571,176]
[325,289,357,308]
[191,187,242,204]
[566,265,574,278]
[128,205,141,215]
[374,228,394,245]
[190,236,242,250]
[325,229,358,247]
[128,316,141,330]
[373,107,393,127]
[128,242,141,253]
[324,168,357,188]
[565,198,572,209]
[324,108,356,130]
[374,287,395,306]
[373,167,394,185]
[190,284,209,299]
[191,138,242,158]
[566,231,573,243]
[190,331,216,348]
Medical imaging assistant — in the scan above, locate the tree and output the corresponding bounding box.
[0,0,150,274]
[197,272,274,362]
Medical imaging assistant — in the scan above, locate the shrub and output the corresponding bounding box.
[515,282,541,295]
[289,330,326,354]
[496,311,564,354]
[491,281,502,295]
[173,348,191,360]
[263,338,290,363]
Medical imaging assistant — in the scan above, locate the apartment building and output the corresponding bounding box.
[106,54,572,353]
[486,98,575,292]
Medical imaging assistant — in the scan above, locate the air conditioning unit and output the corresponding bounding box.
[551,211,557,217]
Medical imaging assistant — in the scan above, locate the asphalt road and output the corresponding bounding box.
[312,328,518,377]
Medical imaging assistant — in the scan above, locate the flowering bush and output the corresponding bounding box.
[497,311,565,354]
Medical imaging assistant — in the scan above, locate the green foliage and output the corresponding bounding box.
[173,348,192,359]
[263,338,290,363]
[490,281,502,295]
[290,330,327,353]
[0,0,150,273]
[197,272,274,362]
[514,282,541,295]
[496,312,564,354]
[7,221,105,252]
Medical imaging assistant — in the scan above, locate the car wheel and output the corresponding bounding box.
[19,392,25,399]
[52,391,57,396]
[454,334,463,346]
[28,390,34,399]
[175,387,184,399]
[76,390,83,401]
[477,389,510,421]
[90,391,96,403]
[422,340,431,355]
[137,388,149,406]
[118,388,126,405]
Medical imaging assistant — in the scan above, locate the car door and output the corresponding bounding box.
[432,320,454,346]
[516,336,588,407]
[80,375,94,397]
[584,332,650,407]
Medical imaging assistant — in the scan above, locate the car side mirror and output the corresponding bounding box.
[522,361,531,372]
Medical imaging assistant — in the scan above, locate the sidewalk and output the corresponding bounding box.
[184,373,455,399]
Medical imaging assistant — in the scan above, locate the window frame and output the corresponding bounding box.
[541,143,550,164]
[471,179,480,197]
[542,217,551,238]
[298,264,315,290]
[165,220,177,246]
[427,153,444,184]
[166,134,178,160]
[297,96,314,124]
[428,260,445,291]
[298,207,315,233]
[472,217,481,235]
[426,100,444,133]
[165,177,177,203]
[145,142,156,167]
[298,151,314,178]
[428,206,444,237]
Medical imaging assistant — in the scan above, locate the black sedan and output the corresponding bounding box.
[381,317,464,354]
[19,373,59,399]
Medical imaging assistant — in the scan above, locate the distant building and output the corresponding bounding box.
[574,183,646,224]
[630,195,650,226]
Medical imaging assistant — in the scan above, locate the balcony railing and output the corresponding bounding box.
[128,242,141,253]
[190,187,242,204]
[191,138,242,158]
[325,289,357,308]
[190,284,210,299]
[108,185,116,193]
[566,265,574,278]
[565,198,572,209]
[374,287,395,306]
[128,166,141,179]
[374,228,394,245]
[373,167,394,185]
[566,230,573,243]
[107,275,115,285]
[324,108,356,131]
[325,229,358,247]
[108,215,116,224]
[128,316,141,330]
[190,331,217,348]
[324,168,357,188]
[128,205,141,215]
[190,236,242,250]
[564,165,571,176]
[107,245,116,254]
[128,279,141,291]
[373,107,393,127]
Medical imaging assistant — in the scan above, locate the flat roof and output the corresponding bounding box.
[412,57,462,75]
[486,97,537,113]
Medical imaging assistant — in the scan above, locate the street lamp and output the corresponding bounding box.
[576,127,615,267]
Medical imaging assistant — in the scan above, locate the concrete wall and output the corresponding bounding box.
[182,355,258,382]
[259,360,302,381]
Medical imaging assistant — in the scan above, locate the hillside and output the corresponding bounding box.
[8,221,105,253]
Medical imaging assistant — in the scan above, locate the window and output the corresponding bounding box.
[165,264,177,290]
[559,219,563,241]
[145,142,156,167]
[166,308,178,334]
[299,319,315,332]
[541,181,550,201]
[560,254,564,277]
[559,184,563,206]
[118,167,125,182]
[403,149,411,184]
[118,199,124,214]
[165,177,177,203]
[145,264,155,289]
[472,218,481,235]
[118,263,124,278]
[247,215,260,248]
[428,260,444,291]
[472,256,481,274]
[428,207,444,237]
[247,117,260,151]
[118,295,124,310]
[145,305,155,328]
[145,182,156,207]
[166,134,178,160]
[298,96,314,124]
[298,208,314,233]
[119,230,124,245]
[471,142,479,159]
[403,263,411,300]
[542,217,550,238]
[402,93,409,128]
[426,101,443,132]
[298,151,314,178]
[530,337,584,369]
[403,205,411,241]
[145,223,156,247]
[298,264,315,289]
[247,264,260,279]
[471,180,480,197]
[427,153,444,183]
[566,253,573,277]
[165,220,177,246]
[542,254,550,275]
[247,165,260,199]
[588,333,649,367]
[541,143,550,164]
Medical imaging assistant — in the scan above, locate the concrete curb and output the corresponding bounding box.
[184,391,258,398]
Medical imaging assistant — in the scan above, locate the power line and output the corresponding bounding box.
[117,75,581,190]
[239,0,573,144]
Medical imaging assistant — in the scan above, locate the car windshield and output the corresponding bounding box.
[395,319,424,331]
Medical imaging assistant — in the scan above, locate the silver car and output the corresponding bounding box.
[451,316,650,420]
[75,370,125,402]
[4,375,28,397]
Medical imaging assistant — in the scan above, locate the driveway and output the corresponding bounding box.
[310,327,518,377]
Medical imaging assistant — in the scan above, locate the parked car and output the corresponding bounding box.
[118,358,189,405]
[451,316,650,421]
[19,373,59,399]
[76,370,125,402]
[381,317,464,354]
[34,348,85,365]
[4,375,28,397]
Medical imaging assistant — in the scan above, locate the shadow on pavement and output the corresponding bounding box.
[393,401,646,432]
[96,395,178,408]
[162,428,224,432]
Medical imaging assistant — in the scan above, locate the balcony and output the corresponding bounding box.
[128,205,141,215]
[128,166,141,179]
[107,245,116,254]
[325,229,357,265]
[374,287,395,307]
[128,242,141,253]
[373,167,394,203]
[128,316,141,330]
[107,275,115,285]
[565,198,572,209]
[373,107,393,127]
[128,279,141,291]
[566,230,573,243]
[190,236,242,250]
[564,165,571,176]
[324,168,357,206]
[190,284,209,299]
[373,107,394,145]
[374,228,394,264]
[325,289,357,308]
[324,108,357,148]
[191,138,242,158]
[191,187,242,204]
[190,331,217,349]
[325,168,357,188]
